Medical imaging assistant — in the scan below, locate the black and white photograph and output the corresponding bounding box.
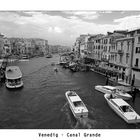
[0,10,140,130]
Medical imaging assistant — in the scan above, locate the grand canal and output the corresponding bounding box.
[0,54,140,129]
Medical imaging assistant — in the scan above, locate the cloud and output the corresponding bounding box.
[114,14,140,29]
[48,26,62,33]
[64,11,99,20]
[1,11,140,46]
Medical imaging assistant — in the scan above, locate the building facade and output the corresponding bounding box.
[0,33,4,58]
[127,29,140,85]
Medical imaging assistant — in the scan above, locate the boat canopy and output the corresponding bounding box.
[70,96,82,102]
[5,66,22,79]
[111,98,129,107]
[103,86,116,90]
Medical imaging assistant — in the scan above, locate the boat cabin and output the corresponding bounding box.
[5,66,23,87]
[73,101,84,108]
[110,98,134,113]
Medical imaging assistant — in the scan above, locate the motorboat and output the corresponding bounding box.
[54,67,58,72]
[46,54,52,58]
[69,62,76,68]
[59,61,67,65]
[65,91,88,119]
[21,54,29,59]
[5,66,23,88]
[95,85,132,100]
[104,94,140,124]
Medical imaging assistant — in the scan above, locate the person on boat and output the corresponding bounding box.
[110,94,113,99]
[105,76,109,85]
[54,67,58,72]
[131,74,135,87]
[132,87,139,103]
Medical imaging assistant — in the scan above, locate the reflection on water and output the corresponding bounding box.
[0,54,140,129]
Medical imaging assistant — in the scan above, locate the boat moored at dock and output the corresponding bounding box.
[95,85,132,100]
[104,93,140,124]
[5,66,23,88]
[65,90,88,119]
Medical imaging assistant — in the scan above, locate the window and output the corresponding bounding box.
[135,47,140,53]
[121,42,123,50]
[120,56,122,63]
[138,37,140,44]
[135,58,139,67]
[137,30,140,34]
[106,39,108,44]
[126,56,129,64]
[109,39,111,43]
[109,46,110,52]
[127,41,130,51]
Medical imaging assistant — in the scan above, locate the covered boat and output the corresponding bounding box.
[65,91,88,119]
[95,85,132,100]
[104,94,140,124]
[5,66,23,88]
[46,54,52,58]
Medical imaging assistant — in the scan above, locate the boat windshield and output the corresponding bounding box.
[116,89,126,94]
[7,78,21,85]
[104,87,115,91]
[68,91,76,96]
[73,101,84,107]
[120,105,133,112]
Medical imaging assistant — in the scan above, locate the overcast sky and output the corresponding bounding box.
[1,11,140,46]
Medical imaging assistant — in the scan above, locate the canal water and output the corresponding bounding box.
[0,54,140,129]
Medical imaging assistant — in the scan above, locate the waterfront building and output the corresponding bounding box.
[0,33,4,58]
[126,28,140,86]
[74,34,92,62]
[86,34,105,65]
[3,37,11,56]
[115,37,134,83]
[49,45,58,54]
[73,37,81,59]
[33,39,48,56]
[102,31,126,66]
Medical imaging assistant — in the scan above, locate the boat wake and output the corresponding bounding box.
[61,102,97,129]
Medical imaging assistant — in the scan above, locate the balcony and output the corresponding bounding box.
[118,49,124,55]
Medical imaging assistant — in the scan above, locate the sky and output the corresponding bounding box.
[1,11,140,46]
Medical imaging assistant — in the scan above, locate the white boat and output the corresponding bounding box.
[5,66,23,88]
[46,54,52,58]
[69,62,76,68]
[95,85,132,100]
[54,67,58,72]
[65,91,88,119]
[21,54,29,59]
[59,61,67,65]
[104,94,140,124]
